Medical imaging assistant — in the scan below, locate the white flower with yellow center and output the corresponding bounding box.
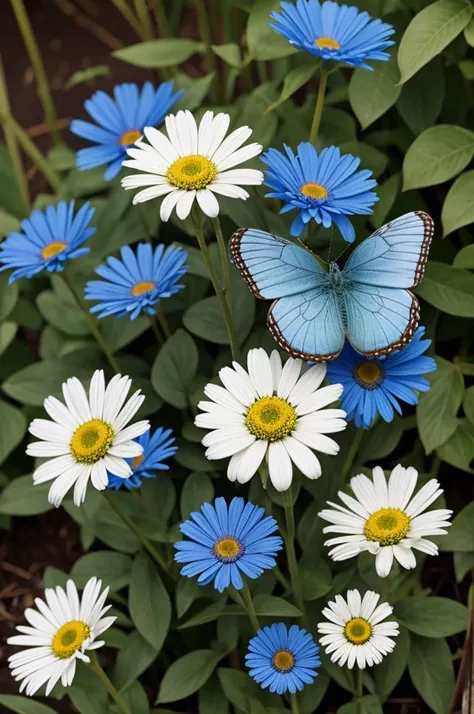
[121,109,264,220]
[8,577,115,696]
[318,589,399,669]
[195,348,347,491]
[27,370,150,507]
[319,465,452,578]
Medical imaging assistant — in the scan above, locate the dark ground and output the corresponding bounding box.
[0,1,471,712]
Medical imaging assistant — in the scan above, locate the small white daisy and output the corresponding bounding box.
[195,348,347,491]
[27,369,150,507]
[121,109,264,220]
[319,465,452,578]
[318,589,399,669]
[8,577,115,696]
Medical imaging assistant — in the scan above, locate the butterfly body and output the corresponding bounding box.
[230,211,434,362]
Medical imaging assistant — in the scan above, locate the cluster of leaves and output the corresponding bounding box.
[1,0,474,713]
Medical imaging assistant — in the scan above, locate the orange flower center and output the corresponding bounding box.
[131,281,155,296]
[41,241,67,260]
[315,37,341,50]
[120,129,142,146]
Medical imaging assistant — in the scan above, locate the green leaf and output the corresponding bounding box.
[440,500,474,551]
[180,472,214,520]
[416,261,474,317]
[113,630,158,692]
[129,552,171,651]
[157,649,224,703]
[151,329,198,409]
[199,675,230,714]
[253,594,302,617]
[465,17,474,44]
[299,670,330,714]
[464,385,474,425]
[442,170,474,236]
[417,357,463,453]
[0,272,18,322]
[101,315,149,353]
[121,681,150,714]
[370,172,402,229]
[71,551,132,591]
[339,141,388,179]
[176,577,202,619]
[0,209,20,237]
[403,125,474,190]
[247,0,298,60]
[408,635,455,714]
[0,322,18,356]
[373,625,410,699]
[299,553,332,601]
[398,0,473,83]
[0,475,53,516]
[437,419,474,473]
[212,43,242,67]
[349,53,401,129]
[396,56,445,135]
[454,551,474,581]
[395,596,468,637]
[47,146,77,171]
[112,38,205,68]
[66,65,111,88]
[338,696,383,714]
[358,417,403,461]
[2,360,90,406]
[178,597,228,629]
[217,669,266,713]
[173,73,216,112]
[37,290,89,336]
[184,292,255,345]
[68,665,108,714]
[0,399,27,465]
[0,696,58,714]
[266,65,317,114]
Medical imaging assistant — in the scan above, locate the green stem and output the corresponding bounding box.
[212,215,232,311]
[340,428,365,482]
[192,211,241,361]
[236,582,260,633]
[10,0,61,145]
[309,70,328,145]
[195,0,219,101]
[151,0,169,37]
[89,652,132,714]
[61,273,121,375]
[355,666,364,711]
[282,486,308,628]
[148,313,164,345]
[104,490,169,573]
[381,577,390,603]
[158,309,171,339]
[169,0,184,35]
[109,0,143,36]
[0,54,30,212]
[290,693,300,714]
[133,0,154,39]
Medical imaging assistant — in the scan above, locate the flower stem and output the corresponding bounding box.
[10,0,61,145]
[235,582,260,633]
[355,666,364,711]
[89,652,132,714]
[309,69,328,145]
[148,313,164,345]
[212,215,232,311]
[282,486,308,628]
[158,309,171,339]
[151,0,169,37]
[340,427,365,482]
[104,490,169,573]
[61,272,121,375]
[290,693,300,714]
[133,0,154,40]
[0,54,30,212]
[195,0,219,102]
[192,211,241,361]
[109,0,143,37]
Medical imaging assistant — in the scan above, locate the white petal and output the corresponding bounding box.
[277,357,302,399]
[247,348,273,397]
[160,189,185,221]
[196,188,219,217]
[375,547,393,578]
[131,184,176,203]
[268,441,292,491]
[176,190,196,220]
[143,125,179,162]
[287,363,326,405]
[295,383,343,415]
[282,436,321,480]
[227,440,267,484]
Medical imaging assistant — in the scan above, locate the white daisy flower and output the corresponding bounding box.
[319,465,452,578]
[8,577,115,696]
[27,369,150,507]
[121,109,264,220]
[318,589,399,669]
[195,348,347,491]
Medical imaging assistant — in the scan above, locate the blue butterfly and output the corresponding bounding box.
[230,211,434,362]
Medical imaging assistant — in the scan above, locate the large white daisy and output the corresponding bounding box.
[195,348,347,491]
[8,577,115,696]
[121,109,264,220]
[27,369,150,507]
[319,465,452,578]
[318,589,399,669]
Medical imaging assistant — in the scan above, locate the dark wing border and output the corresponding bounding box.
[229,228,265,299]
[412,210,434,287]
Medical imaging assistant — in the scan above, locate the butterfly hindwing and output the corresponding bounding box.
[343,211,433,288]
[268,288,345,362]
[230,228,326,299]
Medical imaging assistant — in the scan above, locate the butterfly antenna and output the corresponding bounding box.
[334,242,351,262]
[327,226,334,262]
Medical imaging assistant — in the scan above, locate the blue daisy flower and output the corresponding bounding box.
[85,242,188,320]
[270,0,395,70]
[107,427,177,490]
[174,497,283,593]
[262,143,378,242]
[246,623,320,695]
[326,327,437,429]
[0,201,94,283]
[70,81,184,181]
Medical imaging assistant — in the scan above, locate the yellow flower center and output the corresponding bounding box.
[364,507,411,546]
[245,396,297,442]
[344,617,372,645]
[300,182,328,200]
[166,154,217,190]
[354,361,384,389]
[131,453,144,470]
[214,536,244,562]
[131,280,155,296]
[70,419,115,464]
[120,129,142,146]
[41,241,67,260]
[272,649,295,672]
[51,620,91,659]
[315,37,341,50]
